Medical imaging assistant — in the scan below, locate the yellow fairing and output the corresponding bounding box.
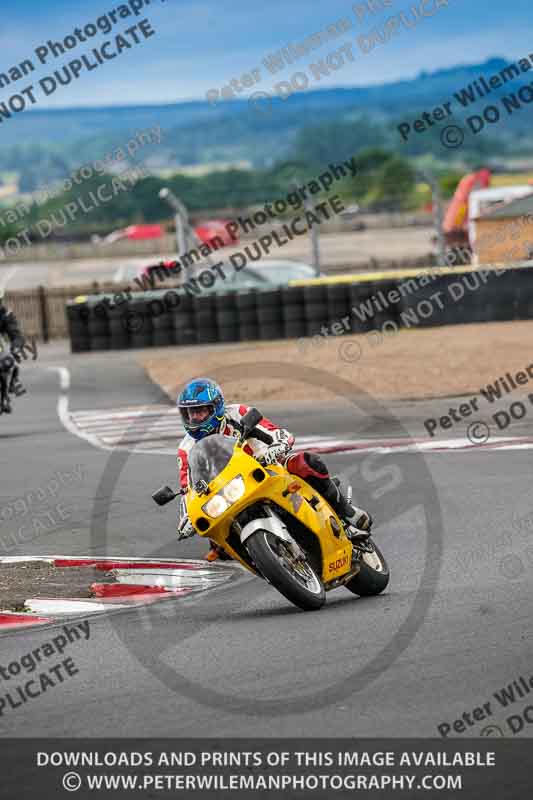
[186,446,353,583]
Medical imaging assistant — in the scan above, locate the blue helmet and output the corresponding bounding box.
[177,378,225,440]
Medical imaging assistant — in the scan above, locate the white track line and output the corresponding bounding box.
[48,366,112,452]
[48,367,201,455]
[72,407,179,420]
[65,394,351,453]
[49,367,533,456]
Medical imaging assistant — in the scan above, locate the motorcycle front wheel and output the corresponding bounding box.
[246,530,325,611]
[345,539,389,596]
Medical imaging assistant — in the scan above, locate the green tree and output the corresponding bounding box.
[288,118,387,168]
[439,171,463,198]
[366,156,416,210]
[348,148,392,201]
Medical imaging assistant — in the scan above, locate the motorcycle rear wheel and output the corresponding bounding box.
[345,540,389,596]
[246,530,325,611]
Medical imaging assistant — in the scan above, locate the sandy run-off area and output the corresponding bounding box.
[139,320,533,405]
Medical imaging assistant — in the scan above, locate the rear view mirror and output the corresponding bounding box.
[152,485,177,506]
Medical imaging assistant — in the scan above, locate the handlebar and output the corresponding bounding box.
[248,426,274,446]
[236,407,275,446]
[153,420,275,506]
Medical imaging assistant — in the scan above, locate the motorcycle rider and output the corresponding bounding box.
[0,289,26,413]
[176,378,372,561]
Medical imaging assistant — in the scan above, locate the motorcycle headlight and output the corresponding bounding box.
[201,475,245,518]
[202,494,229,519]
[222,475,245,504]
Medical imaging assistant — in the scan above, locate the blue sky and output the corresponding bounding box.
[0,0,531,108]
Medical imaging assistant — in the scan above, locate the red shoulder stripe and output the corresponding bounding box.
[258,415,278,431]
[177,448,189,489]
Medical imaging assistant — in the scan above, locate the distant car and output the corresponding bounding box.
[110,261,167,285]
[194,220,239,248]
[137,259,180,284]
[136,220,238,285]
[223,259,320,289]
[137,258,320,290]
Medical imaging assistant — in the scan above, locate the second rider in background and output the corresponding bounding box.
[0,289,26,414]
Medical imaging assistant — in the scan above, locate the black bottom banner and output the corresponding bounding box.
[1,738,530,799]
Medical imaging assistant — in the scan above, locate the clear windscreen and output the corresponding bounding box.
[188,434,236,485]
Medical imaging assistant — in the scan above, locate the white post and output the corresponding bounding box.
[291,178,320,276]
[159,188,191,281]
[421,170,446,267]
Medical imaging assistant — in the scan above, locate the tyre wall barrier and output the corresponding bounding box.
[66,264,532,352]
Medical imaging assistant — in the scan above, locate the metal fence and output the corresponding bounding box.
[5,283,129,341]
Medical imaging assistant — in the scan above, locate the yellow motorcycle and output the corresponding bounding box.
[153,408,389,611]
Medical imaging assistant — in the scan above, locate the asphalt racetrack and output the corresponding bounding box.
[1,344,531,739]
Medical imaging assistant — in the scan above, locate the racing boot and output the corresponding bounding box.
[327,477,373,541]
[8,365,26,397]
[204,540,233,562]
[1,390,11,414]
[9,377,26,397]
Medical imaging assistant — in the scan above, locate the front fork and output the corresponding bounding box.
[238,510,293,547]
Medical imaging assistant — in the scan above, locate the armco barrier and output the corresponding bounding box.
[66,263,531,352]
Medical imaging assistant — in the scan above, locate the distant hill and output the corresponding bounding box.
[0,56,531,190]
